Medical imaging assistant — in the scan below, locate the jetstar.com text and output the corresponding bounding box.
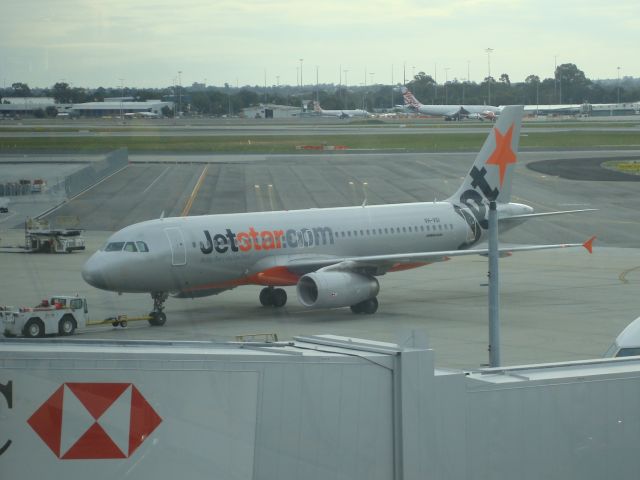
[200,226,335,254]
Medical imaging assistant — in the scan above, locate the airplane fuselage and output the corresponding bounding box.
[82,201,528,296]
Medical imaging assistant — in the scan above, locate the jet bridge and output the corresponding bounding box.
[1,334,640,480]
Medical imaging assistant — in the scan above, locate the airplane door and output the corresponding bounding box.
[164,227,187,266]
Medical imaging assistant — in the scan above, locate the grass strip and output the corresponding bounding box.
[1,131,639,153]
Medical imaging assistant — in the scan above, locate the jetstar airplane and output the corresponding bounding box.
[82,105,594,325]
[312,101,369,119]
[401,86,501,121]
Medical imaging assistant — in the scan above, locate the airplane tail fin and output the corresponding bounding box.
[400,86,422,109]
[448,105,524,204]
[313,101,322,113]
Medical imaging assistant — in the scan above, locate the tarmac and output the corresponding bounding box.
[1,147,639,369]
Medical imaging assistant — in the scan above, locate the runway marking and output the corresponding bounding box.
[619,266,640,284]
[142,165,171,194]
[181,166,209,216]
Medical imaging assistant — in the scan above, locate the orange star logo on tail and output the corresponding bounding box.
[486,124,517,187]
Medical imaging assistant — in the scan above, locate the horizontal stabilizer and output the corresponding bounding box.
[501,208,598,221]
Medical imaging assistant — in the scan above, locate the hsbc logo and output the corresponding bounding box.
[28,383,162,460]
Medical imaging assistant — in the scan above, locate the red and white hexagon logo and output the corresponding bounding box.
[28,383,162,459]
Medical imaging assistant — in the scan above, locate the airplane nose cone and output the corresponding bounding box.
[82,254,109,290]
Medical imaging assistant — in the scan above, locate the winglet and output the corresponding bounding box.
[583,235,596,253]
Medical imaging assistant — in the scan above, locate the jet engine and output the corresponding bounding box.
[296,271,379,309]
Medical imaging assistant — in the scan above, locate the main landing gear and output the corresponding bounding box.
[148,292,168,326]
[350,297,378,315]
[259,287,287,308]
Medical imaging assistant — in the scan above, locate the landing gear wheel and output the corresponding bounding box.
[58,314,76,336]
[272,288,287,308]
[148,311,167,326]
[259,287,274,306]
[148,292,168,326]
[24,318,44,338]
[350,297,378,315]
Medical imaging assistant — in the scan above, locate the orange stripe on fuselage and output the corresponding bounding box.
[182,266,300,293]
[387,262,430,272]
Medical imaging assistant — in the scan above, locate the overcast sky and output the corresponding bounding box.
[2,0,638,89]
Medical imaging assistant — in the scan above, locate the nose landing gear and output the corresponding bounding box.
[149,292,168,326]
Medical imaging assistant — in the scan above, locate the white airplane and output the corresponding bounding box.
[312,101,369,119]
[82,106,594,325]
[401,86,501,121]
[124,111,161,119]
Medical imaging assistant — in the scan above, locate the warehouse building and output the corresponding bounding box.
[69,99,173,117]
[242,103,303,118]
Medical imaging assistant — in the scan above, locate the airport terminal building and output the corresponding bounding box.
[0,97,172,118]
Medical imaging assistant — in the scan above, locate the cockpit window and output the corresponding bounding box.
[124,242,138,252]
[616,347,640,357]
[136,241,149,252]
[105,242,125,252]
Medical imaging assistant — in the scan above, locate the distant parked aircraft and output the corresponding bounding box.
[401,87,501,121]
[313,101,369,119]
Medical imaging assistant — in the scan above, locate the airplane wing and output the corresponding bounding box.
[281,237,595,276]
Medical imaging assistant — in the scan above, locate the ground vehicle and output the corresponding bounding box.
[2,295,89,337]
[1,295,148,337]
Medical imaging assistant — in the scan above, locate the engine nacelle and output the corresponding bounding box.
[296,271,379,309]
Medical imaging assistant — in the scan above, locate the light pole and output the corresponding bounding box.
[617,66,621,104]
[391,64,394,109]
[343,69,349,108]
[299,58,304,88]
[177,70,182,117]
[444,67,450,104]
[119,78,124,121]
[554,55,558,103]
[485,48,493,105]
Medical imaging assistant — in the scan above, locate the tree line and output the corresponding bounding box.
[2,63,638,117]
